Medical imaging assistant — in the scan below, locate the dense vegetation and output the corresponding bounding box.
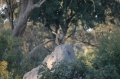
[0,0,120,79]
[38,28,120,79]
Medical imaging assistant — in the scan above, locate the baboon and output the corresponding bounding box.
[52,29,64,45]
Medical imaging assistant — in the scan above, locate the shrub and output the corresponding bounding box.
[0,60,13,79]
[38,29,120,79]
[39,59,87,79]
[0,29,24,79]
[87,29,120,79]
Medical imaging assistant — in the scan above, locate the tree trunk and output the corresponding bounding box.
[12,16,27,37]
[12,0,46,37]
[5,0,14,30]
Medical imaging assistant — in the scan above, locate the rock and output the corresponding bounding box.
[23,66,41,79]
[23,44,77,79]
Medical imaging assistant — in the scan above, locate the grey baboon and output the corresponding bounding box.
[52,29,64,45]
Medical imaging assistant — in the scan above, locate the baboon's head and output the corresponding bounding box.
[58,29,63,34]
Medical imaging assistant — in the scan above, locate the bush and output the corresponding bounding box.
[87,29,120,79]
[0,60,14,79]
[39,59,87,79]
[0,29,24,79]
[38,29,120,79]
[0,61,8,76]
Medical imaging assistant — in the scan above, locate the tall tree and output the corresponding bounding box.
[30,0,104,35]
[13,0,46,37]
[30,0,120,37]
[5,0,46,37]
[5,0,120,37]
[5,0,17,30]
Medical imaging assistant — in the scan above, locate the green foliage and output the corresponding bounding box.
[94,30,120,71]
[38,29,120,79]
[30,0,104,33]
[30,0,120,36]
[0,29,24,79]
[39,59,87,79]
[87,65,119,79]
[0,35,8,60]
[86,29,120,79]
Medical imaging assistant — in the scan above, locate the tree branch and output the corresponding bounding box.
[66,13,75,24]
[5,0,14,30]
[32,0,46,9]
[79,40,98,47]
[44,47,52,52]
[20,39,54,65]
[19,0,28,16]
[67,0,73,8]
[65,25,76,40]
